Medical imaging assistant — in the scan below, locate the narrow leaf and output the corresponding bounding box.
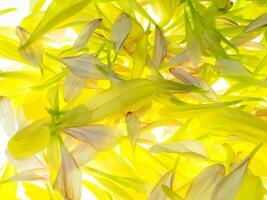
[150,140,207,157]
[86,167,149,193]
[132,34,148,78]
[22,0,91,47]
[61,79,156,126]
[47,135,61,184]
[162,185,184,200]
[185,11,201,65]
[0,8,16,16]
[203,31,227,58]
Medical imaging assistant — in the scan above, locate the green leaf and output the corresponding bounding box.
[184,11,201,65]
[200,109,267,143]
[151,0,179,25]
[22,0,92,48]
[160,101,240,118]
[0,35,25,63]
[235,174,265,200]
[85,167,149,193]
[162,185,184,200]
[132,34,148,78]
[0,8,16,16]
[31,71,66,90]
[150,140,207,157]
[47,135,61,184]
[253,53,267,75]
[61,79,156,126]
[47,85,59,110]
[8,119,50,158]
[203,31,228,58]
[30,0,46,14]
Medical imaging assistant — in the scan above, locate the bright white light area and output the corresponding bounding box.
[65,28,78,39]
[135,12,150,30]
[81,186,97,200]
[151,127,175,142]
[211,78,229,94]
[252,34,263,43]
[82,173,102,200]
[0,58,26,71]
[0,0,30,27]
[146,5,161,24]
[45,28,78,49]
[114,145,121,155]
[152,127,165,142]
[41,0,52,11]
[17,183,30,200]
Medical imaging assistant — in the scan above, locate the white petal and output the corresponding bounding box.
[63,71,86,102]
[111,13,132,52]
